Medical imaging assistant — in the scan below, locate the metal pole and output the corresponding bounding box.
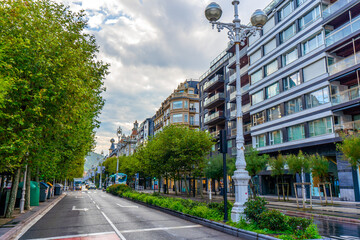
[223,152,228,222]
[20,164,28,213]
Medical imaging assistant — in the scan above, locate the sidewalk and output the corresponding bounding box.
[0,192,66,240]
[138,189,360,223]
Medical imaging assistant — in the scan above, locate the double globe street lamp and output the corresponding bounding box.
[205,1,267,222]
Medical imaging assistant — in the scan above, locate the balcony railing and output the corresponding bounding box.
[328,51,360,75]
[334,119,360,132]
[203,75,224,91]
[323,0,354,18]
[200,53,232,81]
[230,124,251,137]
[189,107,196,112]
[189,121,199,126]
[230,85,250,101]
[204,111,224,124]
[230,109,236,118]
[325,17,360,46]
[204,92,225,107]
[264,0,282,14]
[242,103,251,113]
[229,73,236,84]
[240,64,249,75]
[210,130,220,138]
[230,91,236,100]
[331,85,360,105]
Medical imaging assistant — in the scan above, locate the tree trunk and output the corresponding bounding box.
[199,179,204,198]
[25,166,31,210]
[301,168,306,208]
[248,178,256,198]
[5,168,21,218]
[166,176,169,194]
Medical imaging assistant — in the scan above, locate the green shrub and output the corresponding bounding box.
[298,223,322,239]
[107,184,132,196]
[244,197,268,223]
[258,209,288,231]
[287,216,312,231]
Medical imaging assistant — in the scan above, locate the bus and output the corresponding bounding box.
[106,173,127,187]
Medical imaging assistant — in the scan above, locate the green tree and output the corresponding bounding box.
[337,133,360,167]
[269,154,287,200]
[245,148,269,197]
[0,0,108,217]
[310,154,329,182]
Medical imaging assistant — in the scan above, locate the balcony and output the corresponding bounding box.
[189,121,199,126]
[328,51,360,75]
[203,75,224,92]
[229,73,236,84]
[334,119,360,133]
[229,85,250,102]
[331,85,360,105]
[230,124,251,137]
[199,52,232,81]
[229,67,249,85]
[210,130,220,138]
[230,109,236,118]
[264,0,281,14]
[325,17,360,47]
[204,111,225,125]
[189,107,196,113]
[323,0,355,19]
[204,92,225,109]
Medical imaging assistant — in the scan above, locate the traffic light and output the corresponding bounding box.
[218,129,227,153]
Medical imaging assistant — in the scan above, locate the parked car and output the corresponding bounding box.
[88,184,96,190]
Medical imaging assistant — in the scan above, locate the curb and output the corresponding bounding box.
[273,208,360,225]
[119,195,279,240]
[0,193,67,240]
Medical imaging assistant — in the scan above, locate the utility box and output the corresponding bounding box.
[17,181,40,206]
[39,182,49,202]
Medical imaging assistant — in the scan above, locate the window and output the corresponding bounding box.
[172,114,183,123]
[283,72,300,91]
[285,97,303,115]
[299,5,321,30]
[296,0,307,7]
[188,90,194,94]
[184,101,188,109]
[303,58,326,81]
[264,60,278,77]
[253,111,265,126]
[249,32,260,47]
[282,48,298,66]
[309,117,333,137]
[264,38,276,55]
[250,49,262,64]
[267,105,281,121]
[287,124,305,141]
[280,24,296,44]
[251,69,262,84]
[278,2,293,22]
[172,101,183,109]
[302,32,324,55]
[255,134,266,148]
[179,90,184,93]
[270,130,283,145]
[262,16,275,34]
[190,116,195,125]
[184,114,188,123]
[265,82,280,99]
[305,87,329,109]
[252,90,264,105]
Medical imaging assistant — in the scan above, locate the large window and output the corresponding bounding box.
[252,90,264,105]
[267,105,281,121]
[305,87,329,109]
[172,114,183,123]
[264,38,277,55]
[309,117,333,137]
[278,2,293,22]
[282,48,298,66]
[251,69,262,84]
[265,82,280,99]
[299,5,321,30]
[184,114,188,123]
[287,124,305,141]
[184,101,188,109]
[303,58,326,81]
[283,72,300,91]
[285,97,303,115]
[264,60,278,77]
[269,130,283,145]
[255,134,266,148]
[172,101,183,109]
[253,111,265,126]
[280,24,296,44]
[302,32,324,55]
[250,49,262,64]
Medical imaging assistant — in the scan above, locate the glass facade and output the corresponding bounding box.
[172,101,183,109]
[285,97,303,115]
[302,32,324,55]
[252,90,264,105]
[253,111,265,126]
[251,69,263,84]
[287,124,305,141]
[282,48,298,66]
[255,134,266,148]
[280,24,296,44]
[267,105,281,121]
[264,60,278,77]
[299,5,321,30]
[283,72,300,91]
[278,2,293,22]
[172,114,183,123]
[309,117,333,137]
[270,130,283,145]
[265,82,280,99]
[305,87,329,109]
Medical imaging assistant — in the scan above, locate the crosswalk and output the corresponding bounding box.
[328,236,360,240]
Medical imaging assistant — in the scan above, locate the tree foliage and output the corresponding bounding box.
[337,133,360,167]
[287,151,311,175]
[310,154,329,182]
[245,148,269,177]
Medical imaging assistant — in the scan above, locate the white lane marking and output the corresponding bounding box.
[101,211,127,240]
[75,196,83,199]
[72,206,88,211]
[93,200,96,204]
[96,204,100,210]
[26,231,116,240]
[116,203,138,208]
[120,224,203,233]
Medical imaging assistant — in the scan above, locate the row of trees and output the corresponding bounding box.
[0,0,108,217]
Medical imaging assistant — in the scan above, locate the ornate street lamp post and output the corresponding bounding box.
[205,1,267,222]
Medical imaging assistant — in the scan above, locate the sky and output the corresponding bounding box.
[56,0,268,155]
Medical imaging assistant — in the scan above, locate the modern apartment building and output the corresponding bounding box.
[137,118,154,147]
[200,0,360,201]
[154,79,200,134]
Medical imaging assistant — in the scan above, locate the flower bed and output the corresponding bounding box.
[107,184,321,239]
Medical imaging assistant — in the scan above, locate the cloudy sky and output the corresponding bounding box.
[57,0,267,155]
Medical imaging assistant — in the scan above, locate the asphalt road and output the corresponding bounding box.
[19,190,241,240]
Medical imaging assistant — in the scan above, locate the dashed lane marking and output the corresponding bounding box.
[116,203,138,208]
[96,205,100,210]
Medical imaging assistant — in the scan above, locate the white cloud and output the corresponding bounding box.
[57,0,268,155]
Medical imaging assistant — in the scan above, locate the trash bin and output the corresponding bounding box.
[39,182,49,202]
[163,184,167,194]
[47,182,53,199]
[0,187,11,216]
[17,181,40,206]
[54,184,63,195]
[219,187,224,196]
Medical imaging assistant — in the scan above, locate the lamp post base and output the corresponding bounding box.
[231,168,250,222]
